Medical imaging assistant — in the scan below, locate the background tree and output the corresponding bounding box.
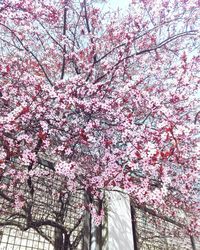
[0,0,200,247]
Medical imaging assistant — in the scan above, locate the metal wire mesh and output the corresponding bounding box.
[0,162,85,250]
[0,226,54,250]
[135,208,200,250]
[1,158,199,250]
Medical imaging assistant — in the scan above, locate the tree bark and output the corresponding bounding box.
[190,236,196,250]
[54,228,64,250]
[131,206,138,250]
[82,192,91,250]
[54,229,71,250]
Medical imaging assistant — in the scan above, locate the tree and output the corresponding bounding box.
[0,0,200,247]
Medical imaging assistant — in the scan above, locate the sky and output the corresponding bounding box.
[108,0,130,9]
[95,0,130,11]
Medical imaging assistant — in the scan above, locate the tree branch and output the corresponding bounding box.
[60,1,68,80]
[0,23,53,86]
[134,204,184,228]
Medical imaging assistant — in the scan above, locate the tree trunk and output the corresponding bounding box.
[190,236,196,250]
[54,228,64,250]
[131,206,138,250]
[54,229,70,250]
[82,192,92,250]
[63,233,70,250]
[82,205,91,250]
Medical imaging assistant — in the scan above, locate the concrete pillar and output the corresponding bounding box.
[104,190,134,250]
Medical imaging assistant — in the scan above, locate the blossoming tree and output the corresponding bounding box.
[0,0,199,248]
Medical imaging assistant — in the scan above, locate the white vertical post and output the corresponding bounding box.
[105,190,134,250]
